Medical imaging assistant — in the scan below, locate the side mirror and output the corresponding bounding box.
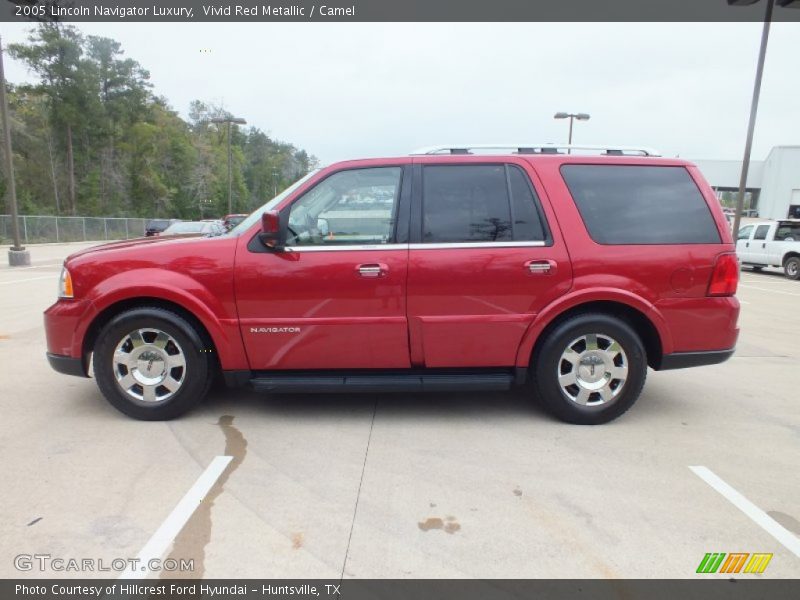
[317,218,329,237]
[259,210,284,250]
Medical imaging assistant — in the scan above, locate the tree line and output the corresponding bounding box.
[1,23,317,219]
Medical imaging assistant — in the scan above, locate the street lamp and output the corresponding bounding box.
[210,116,247,214]
[728,0,800,238]
[554,112,590,147]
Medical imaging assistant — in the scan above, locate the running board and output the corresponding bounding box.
[249,371,516,394]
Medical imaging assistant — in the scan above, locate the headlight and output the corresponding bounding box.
[58,267,74,299]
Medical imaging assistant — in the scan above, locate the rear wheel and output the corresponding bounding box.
[532,313,647,425]
[784,257,800,280]
[94,307,213,420]
[751,265,763,272]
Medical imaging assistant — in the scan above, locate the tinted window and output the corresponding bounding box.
[287,167,401,246]
[508,166,546,242]
[753,225,770,241]
[775,224,800,241]
[561,165,721,245]
[422,165,511,243]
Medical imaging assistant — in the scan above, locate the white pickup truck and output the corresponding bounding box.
[736,219,800,280]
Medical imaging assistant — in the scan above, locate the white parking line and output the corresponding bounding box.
[0,275,55,285]
[690,466,800,558]
[1,262,63,271]
[739,284,800,298]
[118,455,233,579]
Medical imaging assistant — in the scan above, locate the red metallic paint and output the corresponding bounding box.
[44,153,739,377]
[234,244,410,369]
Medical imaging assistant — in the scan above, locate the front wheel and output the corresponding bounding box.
[784,257,800,280]
[94,307,213,420]
[532,313,647,425]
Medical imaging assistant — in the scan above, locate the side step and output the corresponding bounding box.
[250,370,516,394]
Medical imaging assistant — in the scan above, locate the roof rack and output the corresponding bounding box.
[410,144,662,157]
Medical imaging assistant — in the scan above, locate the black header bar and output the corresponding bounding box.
[2,0,800,23]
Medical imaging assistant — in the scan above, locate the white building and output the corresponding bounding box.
[692,146,800,219]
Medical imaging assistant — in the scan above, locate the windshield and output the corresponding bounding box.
[164,222,207,234]
[227,169,320,236]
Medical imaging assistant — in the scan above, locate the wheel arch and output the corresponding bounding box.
[83,297,220,373]
[782,252,800,266]
[517,294,670,370]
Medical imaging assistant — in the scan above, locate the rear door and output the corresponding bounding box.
[406,159,572,368]
[748,223,772,265]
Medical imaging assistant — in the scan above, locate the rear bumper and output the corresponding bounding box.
[656,348,735,371]
[46,352,88,377]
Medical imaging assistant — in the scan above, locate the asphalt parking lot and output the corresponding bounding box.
[0,241,798,580]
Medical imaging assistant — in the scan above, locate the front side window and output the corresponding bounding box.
[421,164,547,243]
[737,225,753,241]
[286,167,401,246]
[561,165,721,245]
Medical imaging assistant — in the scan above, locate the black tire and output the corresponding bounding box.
[93,307,213,420]
[751,266,763,272]
[532,313,647,425]
[784,257,800,281]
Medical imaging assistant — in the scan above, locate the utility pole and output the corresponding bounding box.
[0,35,30,266]
[731,0,774,239]
[210,116,246,214]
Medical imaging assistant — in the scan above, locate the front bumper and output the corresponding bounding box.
[44,298,95,359]
[656,348,735,371]
[46,352,88,377]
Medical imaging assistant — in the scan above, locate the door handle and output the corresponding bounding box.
[746,242,749,247]
[356,263,388,278]
[762,243,766,248]
[525,259,556,274]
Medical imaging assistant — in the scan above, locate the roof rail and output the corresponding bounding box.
[410,144,662,157]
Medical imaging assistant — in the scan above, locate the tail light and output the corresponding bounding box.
[707,253,739,297]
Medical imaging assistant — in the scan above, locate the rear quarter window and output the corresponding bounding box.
[560,165,721,245]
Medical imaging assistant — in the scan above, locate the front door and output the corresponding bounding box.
[735,224,754,263]
[235,165,411,370]
[406,161,573,368]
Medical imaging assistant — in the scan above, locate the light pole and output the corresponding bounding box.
[728,0,800,237]
[554,112,590,147]
[0,35,29,266]
[210,116,246,214]
[272,169,279,198]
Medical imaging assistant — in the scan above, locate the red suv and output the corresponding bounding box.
[44,144,740,424]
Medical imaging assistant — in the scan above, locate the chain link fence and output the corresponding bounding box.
[0,215,154,244]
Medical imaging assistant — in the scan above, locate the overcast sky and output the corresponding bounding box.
[3,22,799,165]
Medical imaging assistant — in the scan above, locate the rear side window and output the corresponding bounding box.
[561,165,721,245]
[421,164,547,243]
[753,225,770,241]
[508,166,546,242]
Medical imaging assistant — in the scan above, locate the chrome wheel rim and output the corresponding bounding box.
[788,262,798,277]
[557,333,628,407]
[113,328,186,404]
